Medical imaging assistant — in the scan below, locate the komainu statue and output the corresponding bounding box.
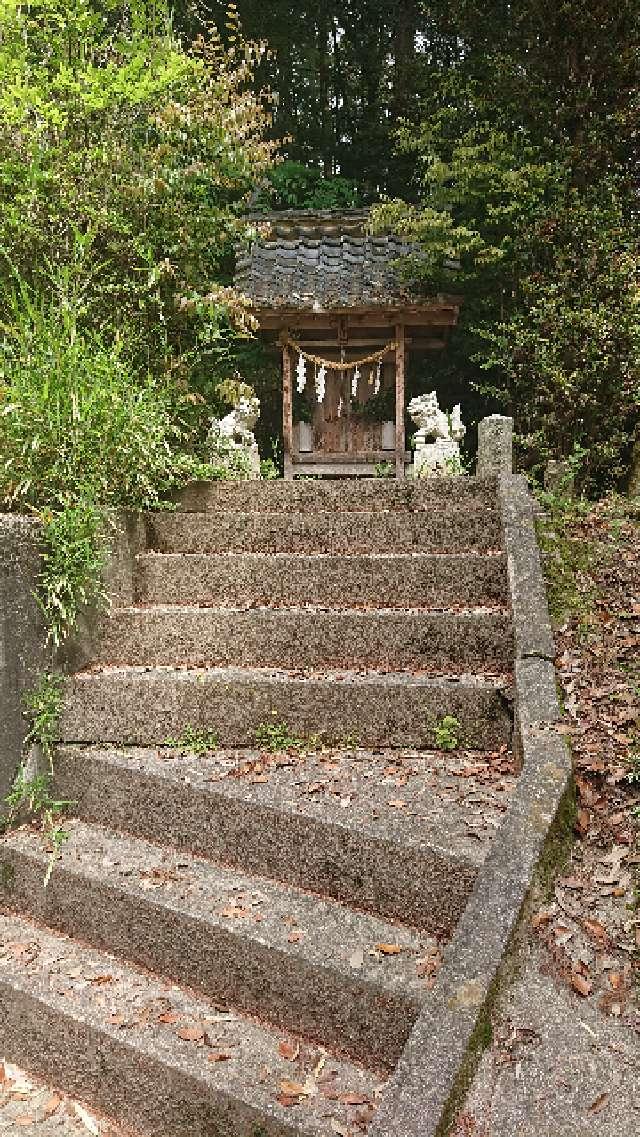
[207,394,261,479]
[408,392,466,478]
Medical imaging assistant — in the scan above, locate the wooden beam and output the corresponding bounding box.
[395,323,406,480]
[282,337,293,480]
[257,307,459,331]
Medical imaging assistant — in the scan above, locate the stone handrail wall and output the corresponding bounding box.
[0,517,47,809]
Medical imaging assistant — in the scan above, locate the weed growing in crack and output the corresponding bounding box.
[255,720,308,753]
[1,673,73,886]
[164,726,219,757]
[433,715,461,751]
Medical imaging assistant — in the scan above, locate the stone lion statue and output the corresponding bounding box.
[408,391,466,478]
[208,394,261,479]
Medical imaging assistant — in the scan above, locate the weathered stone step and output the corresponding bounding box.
[0,912,382,1137]
[176,477,498,514]
[93,606,513,672]
[59,667,513,750]
[136,551,509,611]
[146,507,502,555]
[0,820,432,1067]
[53,746,517,931]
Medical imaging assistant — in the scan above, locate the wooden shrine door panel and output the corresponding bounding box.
[309,362,394,455]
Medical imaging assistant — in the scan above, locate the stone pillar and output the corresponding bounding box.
[477,415,514,477]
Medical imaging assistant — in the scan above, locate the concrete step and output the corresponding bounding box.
[58,666,513,751]
[93,606,514,672]
[135,551,509,610]
[53,746,517,931]
[0,820,432,1068]
[175,477,498,514]
[146,506,502,555]
[0,912,383,1137]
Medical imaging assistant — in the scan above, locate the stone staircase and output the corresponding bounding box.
[0,477,519,1137]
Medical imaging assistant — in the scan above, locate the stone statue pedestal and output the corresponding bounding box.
[414,437,460,478]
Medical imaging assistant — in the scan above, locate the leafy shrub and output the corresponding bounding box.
[0,290,200,514]
[254,161,361,211]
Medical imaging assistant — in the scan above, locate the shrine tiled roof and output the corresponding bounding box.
[234,209,421,311]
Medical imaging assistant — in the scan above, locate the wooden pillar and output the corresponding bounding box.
[395,322,406,479]
[282,333,293,480]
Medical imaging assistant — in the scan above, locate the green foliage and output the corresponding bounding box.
[260,458,280,480]
[22,673,64,771]
[433,715,461,752]
[0,0,276,392]
[535,490,598,630]
[370,3,640,493]
[2,766,73,887]
[254,161,361,210]
[38,504,107,648]
[254,720,306,752]
[164,726,219,756]
[4,673,71,886]
[373,462,394,478]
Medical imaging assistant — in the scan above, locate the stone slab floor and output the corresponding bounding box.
[453,939,640,1137]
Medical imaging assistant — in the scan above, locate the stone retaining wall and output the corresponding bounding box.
[0,517,46,809]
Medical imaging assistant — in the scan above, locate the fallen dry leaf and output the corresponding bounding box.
[339,1092,370,1105]
[176,1024,205,1042]
[570,972,593,998]
[588,1091,610,1114]
[42,1093,62,1118]
[375,943,403,955]
[279,1080,308,1097]
[207,1052,234,1063]
[278,1040,300,1061]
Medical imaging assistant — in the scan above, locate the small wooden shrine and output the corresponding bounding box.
[235,209,461,478]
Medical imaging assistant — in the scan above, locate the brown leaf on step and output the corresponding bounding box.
[176,1024,205,1042]
[219,906,251,919]
[576,808,590,835]
[88,973,113,985]
[570,972,593,997]
[207,1052,234,1063]
[14,1116,35,1127]
[375,943,403,955]
[287,931,304,943]
[339,1092,370,1105]
[158,1012,181,1024]
[531,909,553,929]
[582,918,608,944]
[278,1040,300,1061]
[0,1062,5,1083]
[588,1092,609,1114]
[43,1094,62,1118]
[609,972,624,990]
[279,1080,308,1097]
[355,1104,376,1126]
[276,1093,300,1108]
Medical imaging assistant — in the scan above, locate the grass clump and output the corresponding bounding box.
[255,720,308,753]
[2,674,72,886]
[433,715,461,751]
